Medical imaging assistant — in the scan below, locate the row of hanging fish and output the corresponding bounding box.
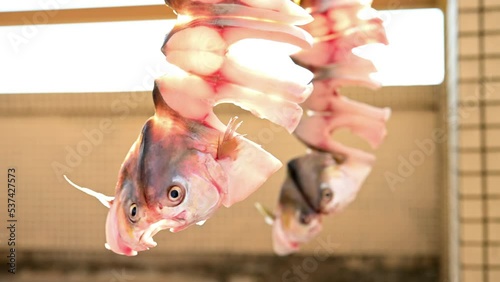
[64,0,390,256]
[256,0,391,255]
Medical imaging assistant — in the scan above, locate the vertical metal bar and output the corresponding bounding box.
[447,0,461,281]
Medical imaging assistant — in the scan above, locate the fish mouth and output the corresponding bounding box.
[172,210,187,221]
[139,219,182,248]
[166,211,189,232]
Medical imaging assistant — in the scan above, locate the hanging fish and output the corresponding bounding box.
[256,0,391,255]
[65,86,282,256]
[257,150,373,255]
[65,0,315,256]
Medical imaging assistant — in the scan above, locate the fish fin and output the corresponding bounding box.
[255,202,275,225]
[64,175,114,208]
[218,137,282,208]
[217,116,243,161]
[152,82,171,117]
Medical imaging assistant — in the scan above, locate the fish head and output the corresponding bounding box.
[63,160,166,256]
[143,145,225,233]
[271,152,336,255]
[106,113,227,254]
[66,82,281,255]
[65,111,226,255]
[285,151,360,215]
[287,151,339,213]
[137,85,229,233]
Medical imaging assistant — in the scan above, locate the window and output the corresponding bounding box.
[0,20,175,93]
[0,8,445,94]
[354,8,445,86]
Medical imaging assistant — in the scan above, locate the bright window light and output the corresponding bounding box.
[0,8,444,94]
[354,8,445,86]
[0,20,175,94]
[1,0,163,12]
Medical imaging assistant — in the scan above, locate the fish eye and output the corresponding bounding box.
[320,188,334,210]
[321,188,334,201]
[167,185,185,206]
[129,204,139,223]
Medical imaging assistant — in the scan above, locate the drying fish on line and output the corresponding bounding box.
[65,0,316,256]
[255,0,391,255]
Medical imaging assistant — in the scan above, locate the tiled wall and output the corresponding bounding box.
[458,0,500,281]
[0,87,442,259]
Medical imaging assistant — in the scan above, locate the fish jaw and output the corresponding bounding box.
[103,175,184,256]
[104,198,185,256]
[138,219,182,248]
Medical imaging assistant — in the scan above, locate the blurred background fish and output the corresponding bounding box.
[257,149,373,255]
